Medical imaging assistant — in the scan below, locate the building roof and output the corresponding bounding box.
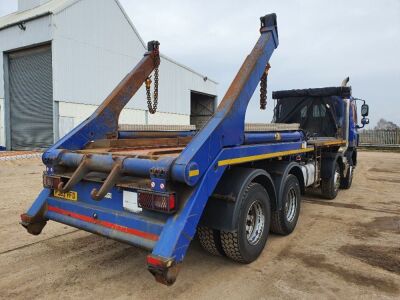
[0,0,79,30]
[0,0,217,84]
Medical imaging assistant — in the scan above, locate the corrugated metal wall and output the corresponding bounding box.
[52,0,217,116]
[58,101,190,138]
[52,0,145,109]
[156,57,217,115]
[0,15,53,147]
[0,15,52,99]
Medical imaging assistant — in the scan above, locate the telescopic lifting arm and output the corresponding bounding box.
[172,14,279,186]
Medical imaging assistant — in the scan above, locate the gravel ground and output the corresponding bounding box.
[0,151,399,299]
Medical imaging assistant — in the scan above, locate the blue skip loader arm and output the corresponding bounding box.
[171,14,279,186]
[146,14,280,283]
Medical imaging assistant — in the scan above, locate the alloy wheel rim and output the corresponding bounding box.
[246,200,265,245]
[285,187,297,222]
[334,167,341,192]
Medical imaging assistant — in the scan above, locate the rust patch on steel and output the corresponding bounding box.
[91,160,123,200]
[91,47,160,133]
[58,154,91,192]
[216,33,271,113]
[118,131,194,138]
[85,137,192,150]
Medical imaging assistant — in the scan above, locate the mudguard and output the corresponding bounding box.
[321,152,342,179]
[264,161,305,210]
[199,167,276,231]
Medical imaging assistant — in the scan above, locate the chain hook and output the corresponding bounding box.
[260,63,271,110]
[146,42,160,114]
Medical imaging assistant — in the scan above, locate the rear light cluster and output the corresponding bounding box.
[138,192,177,213]
[43,174,61,189]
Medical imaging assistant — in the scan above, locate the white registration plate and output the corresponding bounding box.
[123,190,142,213]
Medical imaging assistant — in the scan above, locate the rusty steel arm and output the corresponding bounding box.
[96,41,160,120]
[171,14,279,186]
[48,41,160,151]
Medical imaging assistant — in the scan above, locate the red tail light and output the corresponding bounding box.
[43,175,61,189]
[147,255,164,267]
[169,194,175,210]
[138,192,177,213]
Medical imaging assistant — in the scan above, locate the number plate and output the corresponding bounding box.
[123,190,142,212]
[54,190,78,201]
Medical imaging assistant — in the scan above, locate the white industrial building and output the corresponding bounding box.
[0,0,217,150]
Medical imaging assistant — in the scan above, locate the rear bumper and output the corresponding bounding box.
[46,199,160,250]
[22,188,164,250]
[22,187,190,285]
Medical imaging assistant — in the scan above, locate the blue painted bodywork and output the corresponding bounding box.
[22,14,317,280]
[348,99,358,147]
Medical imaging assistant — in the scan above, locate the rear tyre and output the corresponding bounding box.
[197,226,225,256]
[340,165,353,189]
[220,182,271,263]
[321,161,341,200]
[270,174,301,235]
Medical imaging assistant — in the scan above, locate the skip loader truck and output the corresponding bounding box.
[21,13,369,285]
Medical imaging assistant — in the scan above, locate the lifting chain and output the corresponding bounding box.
[260,63,271,110]
[145,49,160,114]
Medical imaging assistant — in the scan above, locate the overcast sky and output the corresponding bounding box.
[1,0,399,126]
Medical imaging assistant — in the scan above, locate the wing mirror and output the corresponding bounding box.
[361,104,369,117]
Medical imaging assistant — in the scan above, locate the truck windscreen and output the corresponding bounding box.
[273,96,345,138]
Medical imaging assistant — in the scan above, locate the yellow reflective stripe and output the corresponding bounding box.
[189,169,200,177]
[318,140,345,146]
[218,148,314,167]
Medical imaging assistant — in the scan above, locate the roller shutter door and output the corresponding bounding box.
[9,45,53,150]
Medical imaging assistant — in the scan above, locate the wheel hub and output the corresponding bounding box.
[285,187,297,222]
[246,200,265,245]
[334,168,341,192]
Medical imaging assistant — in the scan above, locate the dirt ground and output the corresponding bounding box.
[0,151,399,299]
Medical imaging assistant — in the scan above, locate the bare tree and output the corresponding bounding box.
[375,118,399,130]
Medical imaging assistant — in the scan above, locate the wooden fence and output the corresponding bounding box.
[358,129,400,146]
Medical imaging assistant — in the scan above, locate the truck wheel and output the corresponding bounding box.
[340,165,353,189]
[321,161,341,200]
[270,174,301,235]
[220,182,271,263]
[197,226,225,256]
